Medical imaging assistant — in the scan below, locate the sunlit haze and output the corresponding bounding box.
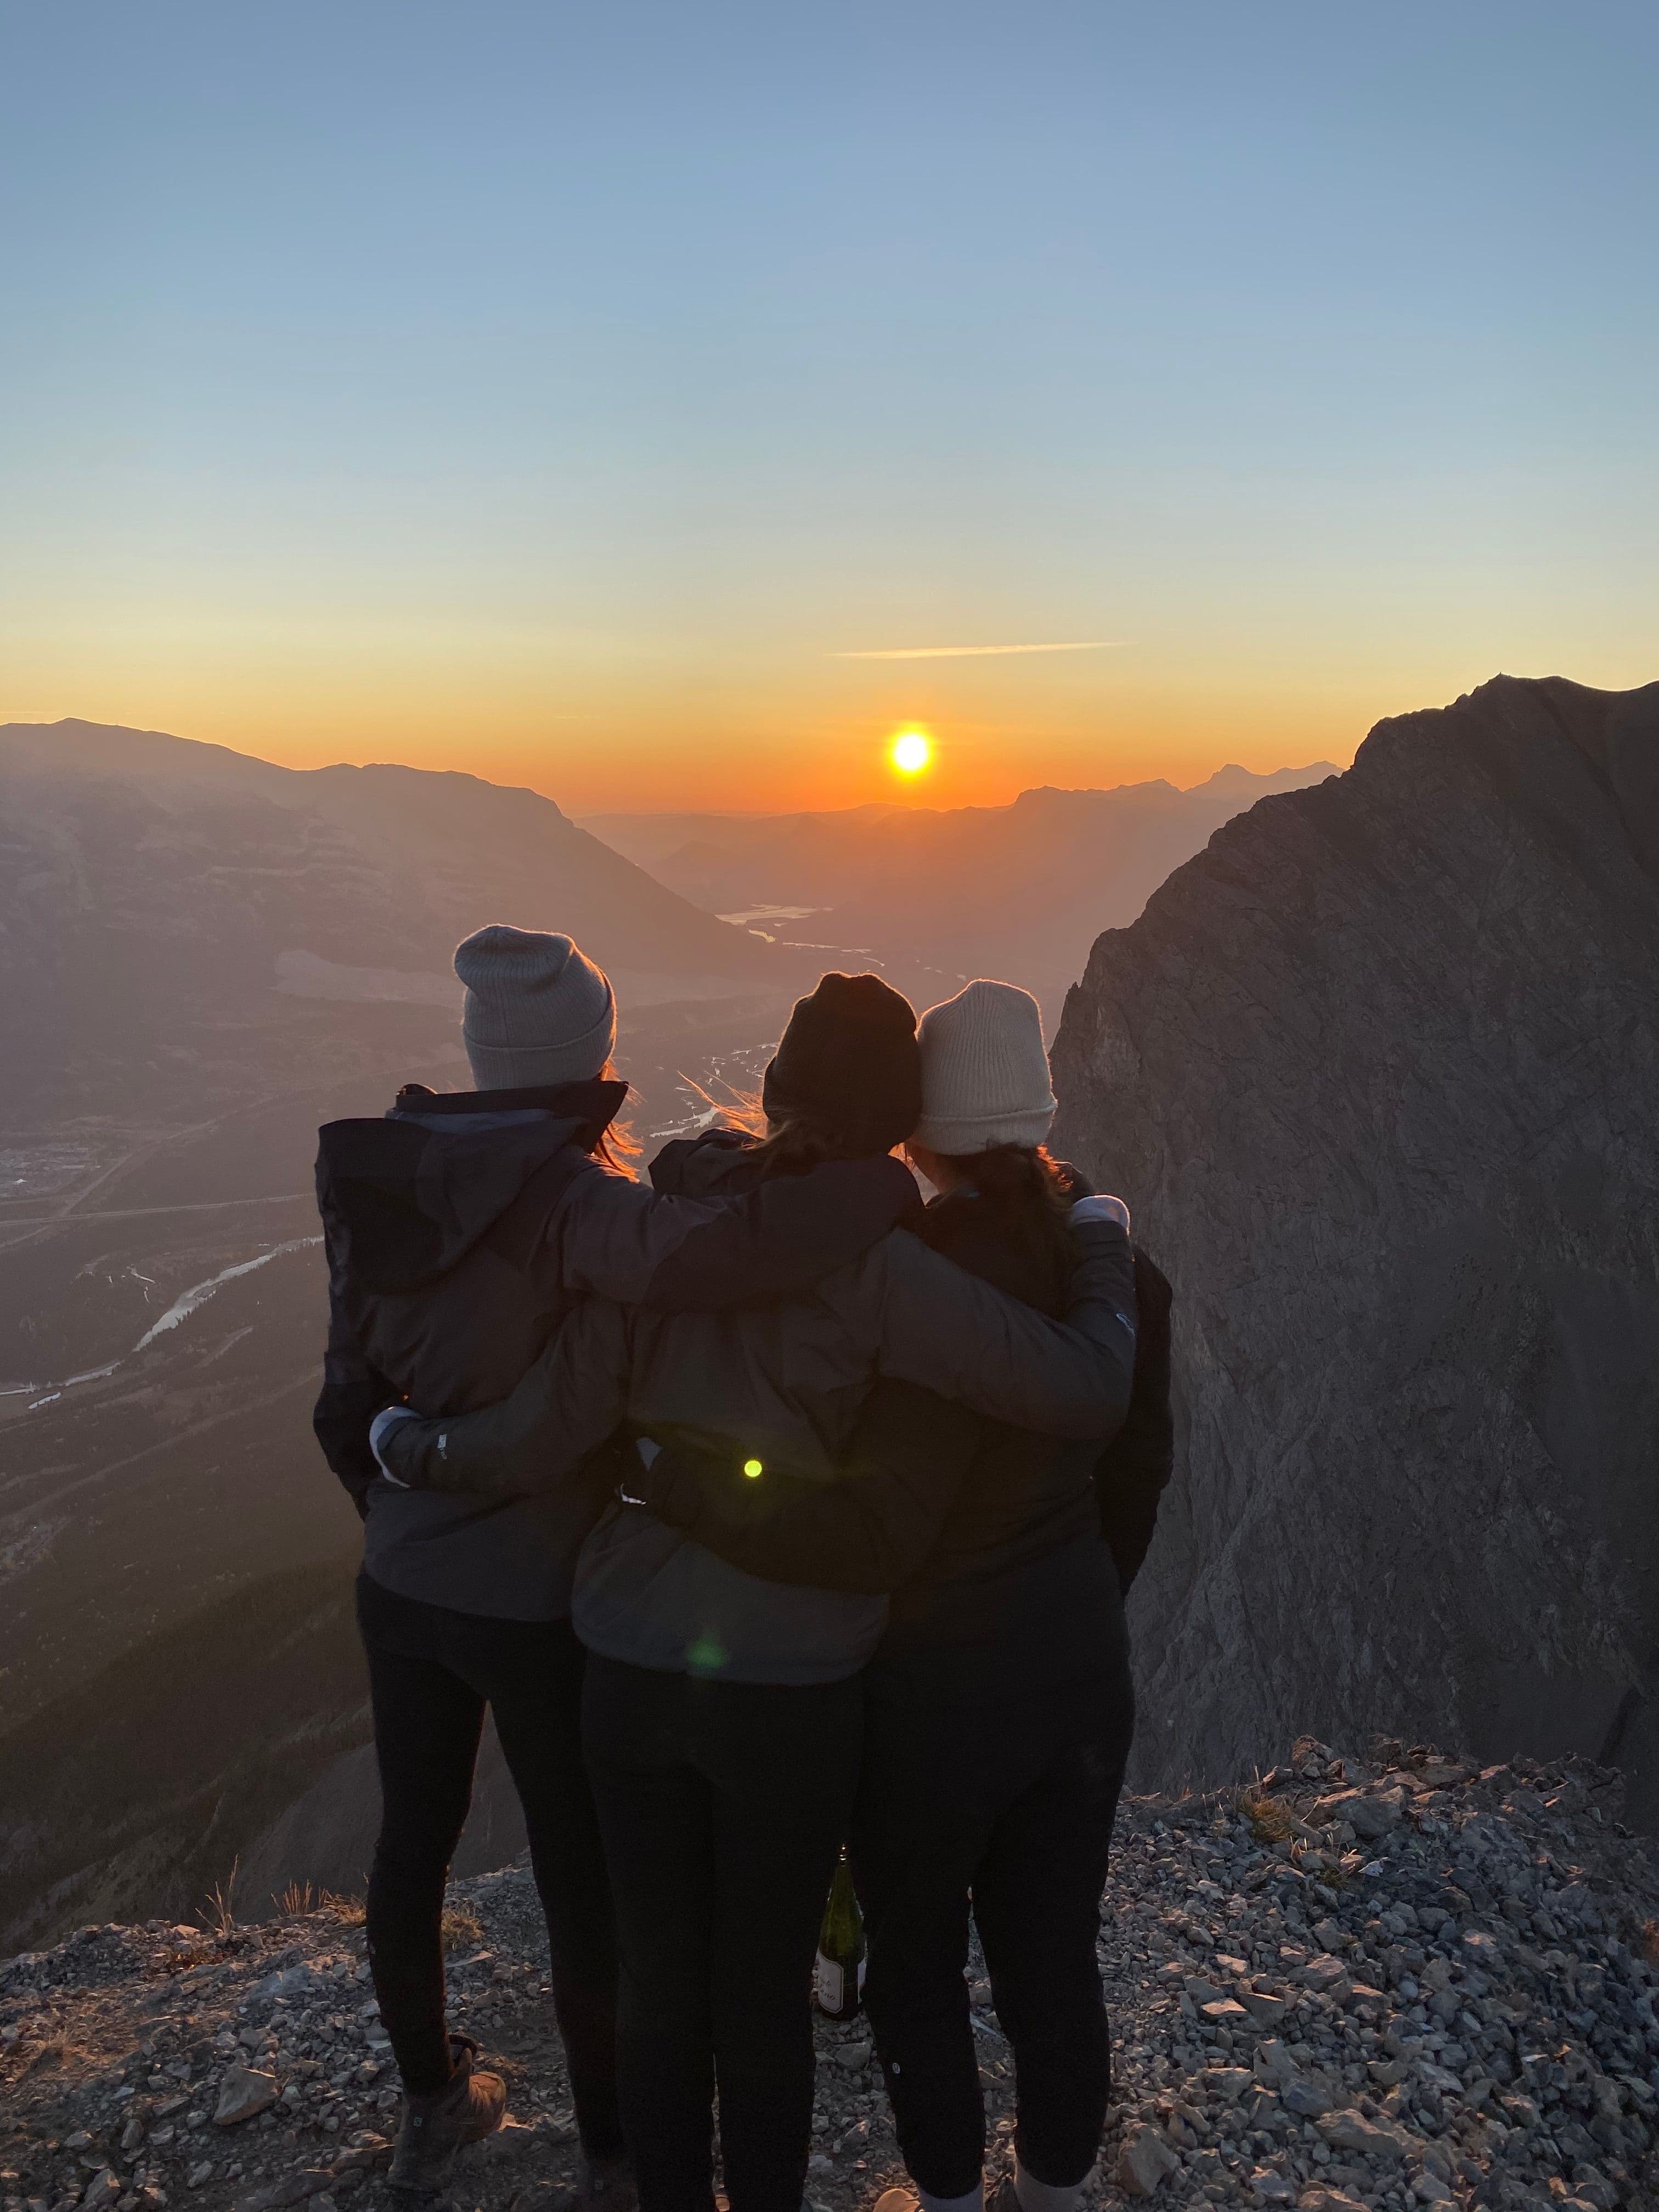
[2,3,1655,811]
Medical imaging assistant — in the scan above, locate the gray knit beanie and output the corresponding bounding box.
[911,979,1057,1154]
[453,924,617,1091]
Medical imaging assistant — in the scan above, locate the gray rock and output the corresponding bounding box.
[1049,675,1659,1819]
[1317,2108,1408,2162]
[1248,2172,1296,2205]
[1115,2124,1181,2197]
[1409,2175,1457,2205]
[1240,1988,1289,2027]
[1301,1958,1352,2000]
[1347,1795,1404,1841]
[1204,2067,1255,2102]
[1254,2040,1297,2087]
[1283,2079,1333,2119]
[212,2069,279,2128]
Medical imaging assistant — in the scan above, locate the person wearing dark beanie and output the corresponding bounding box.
[761,972,922,1155]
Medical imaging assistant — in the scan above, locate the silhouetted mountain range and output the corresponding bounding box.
[585,761,1337,1022]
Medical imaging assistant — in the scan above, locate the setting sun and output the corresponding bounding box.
[890,729,932,776]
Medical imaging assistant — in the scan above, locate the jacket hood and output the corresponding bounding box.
[317,1076,627,1294]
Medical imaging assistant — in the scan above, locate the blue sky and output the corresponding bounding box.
[2,2,1654,808]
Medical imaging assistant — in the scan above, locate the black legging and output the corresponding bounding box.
[854,1649,1135,2200]
[580,1654,864,2212]
[356,1572,623,2157]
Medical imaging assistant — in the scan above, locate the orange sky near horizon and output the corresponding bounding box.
[5,13,1655,820]
[9,642,1595,815]
[5,662,1375,812]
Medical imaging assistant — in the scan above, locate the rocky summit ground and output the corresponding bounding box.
[3,1740,1657,2212]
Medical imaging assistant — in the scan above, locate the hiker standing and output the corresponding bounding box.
[312,929,922,2207]
[619,980,1173,2212]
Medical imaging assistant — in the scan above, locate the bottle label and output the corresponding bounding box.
[814,1952,845,2013]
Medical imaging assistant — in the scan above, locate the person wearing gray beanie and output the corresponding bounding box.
[313,928,935,2211]
[455,924,618,1092]
[911,978,1057,1157]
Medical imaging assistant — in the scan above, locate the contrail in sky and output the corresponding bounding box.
[837,640,1120,661]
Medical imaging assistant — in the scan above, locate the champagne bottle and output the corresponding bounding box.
[814,1848,867,2021]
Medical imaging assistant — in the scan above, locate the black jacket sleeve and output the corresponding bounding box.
[375,1299,631,1503]
[637,1381,981,1594]
[550,1153,925,1310]
[312,1238,396,1517]
[1094,1246,1174,1592]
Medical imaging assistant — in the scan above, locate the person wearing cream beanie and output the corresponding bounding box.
[912,978,1058,1158]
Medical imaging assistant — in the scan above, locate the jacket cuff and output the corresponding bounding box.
[1069,1193,1131,1233]
[369,1404,418,1486]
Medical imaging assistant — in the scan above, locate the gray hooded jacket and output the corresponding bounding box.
[314,1082,922,1620]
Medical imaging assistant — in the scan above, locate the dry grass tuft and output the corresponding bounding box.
[441,1903,484,1954]
[1241,1787,1296,1846]
[200,1857,240,1939]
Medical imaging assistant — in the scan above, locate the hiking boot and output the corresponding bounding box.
[388,2035,506,2196]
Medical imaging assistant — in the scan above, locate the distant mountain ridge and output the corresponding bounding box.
[0,719,794,1122]
[585,759,1339,1022]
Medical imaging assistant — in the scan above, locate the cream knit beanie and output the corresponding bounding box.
[911,979,1057,1154]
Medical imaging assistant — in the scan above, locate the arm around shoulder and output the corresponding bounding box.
[859,1207,1137,1440]
[548,1152,922,1311]
[375,1299,630,1503]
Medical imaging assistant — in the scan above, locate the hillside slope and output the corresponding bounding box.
[1050,675,1659,1825]
[3,1740,1655,2212]
[0,720,792,1122]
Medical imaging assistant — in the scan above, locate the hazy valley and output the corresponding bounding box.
[0,717,1340,1944]
[1,685,1654,1950]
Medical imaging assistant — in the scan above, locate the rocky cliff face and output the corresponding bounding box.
[1049,676,1659,1825]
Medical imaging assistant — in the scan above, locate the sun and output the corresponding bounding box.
[889,729,932,776]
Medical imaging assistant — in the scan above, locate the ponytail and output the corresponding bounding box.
[746,1110,874,1178]
[936,1143,1074,1272]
